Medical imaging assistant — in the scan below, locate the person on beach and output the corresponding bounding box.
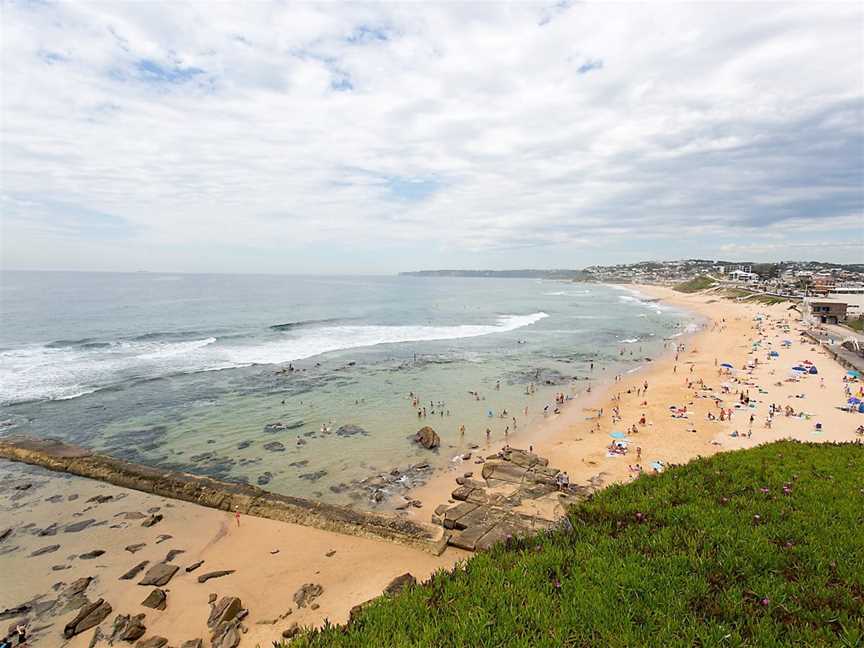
[234,509,240,527]
[459,424,465,436]
[486,428,491,442]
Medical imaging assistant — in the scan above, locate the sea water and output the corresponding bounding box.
[0,272,693,508]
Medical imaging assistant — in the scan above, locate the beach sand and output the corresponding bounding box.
[2,285,862,647]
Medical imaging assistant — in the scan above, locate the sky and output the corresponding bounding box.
[1,1,862,274]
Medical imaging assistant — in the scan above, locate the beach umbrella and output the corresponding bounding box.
[803,360,813,365]
[849,397,862,405]
[610,431,627,439]
[792,366,807,372]
[848,370,861,378]
[808,367,818,375]
[769,351,779,357]
[720,363,734,369]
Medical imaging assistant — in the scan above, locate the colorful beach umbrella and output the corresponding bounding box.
[848,370,861,378]
[610,431,627,439]
[720,363,734,369]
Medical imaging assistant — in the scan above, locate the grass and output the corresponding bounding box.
[845,318,864,333]
[283,442,864,648]
[674,275,716,293]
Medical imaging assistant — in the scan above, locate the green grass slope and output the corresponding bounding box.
[286,442,864,648]
[674,275,716,293]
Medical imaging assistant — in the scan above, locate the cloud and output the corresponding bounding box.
[1,1,862,272]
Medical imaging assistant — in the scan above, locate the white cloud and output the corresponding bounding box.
[1,1,862,271]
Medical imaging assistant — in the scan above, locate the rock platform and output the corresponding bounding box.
[435,448,587,551]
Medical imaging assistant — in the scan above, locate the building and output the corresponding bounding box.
[728,269,758,283]
[805,299,848,325]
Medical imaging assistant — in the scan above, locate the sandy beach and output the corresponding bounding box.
[2,285,862,647]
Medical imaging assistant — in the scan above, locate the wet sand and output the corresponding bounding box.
[2,284,862,647]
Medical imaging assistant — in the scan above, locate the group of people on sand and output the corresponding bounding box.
[0,624,27,648]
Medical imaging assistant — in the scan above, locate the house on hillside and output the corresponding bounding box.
[805,299,848,325]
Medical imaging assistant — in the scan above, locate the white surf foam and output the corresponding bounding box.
[224,313,550,366]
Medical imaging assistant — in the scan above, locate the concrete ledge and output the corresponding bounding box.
[0,435,438,551]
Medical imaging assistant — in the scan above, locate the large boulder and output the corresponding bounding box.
[110,613,147,641]
[414,427,440,450]
[63,598,112,639]
[207,597,243,629]
[141,588,167,610]
[138,563,179,587]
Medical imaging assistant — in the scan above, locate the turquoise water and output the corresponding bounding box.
[0,272,694,508]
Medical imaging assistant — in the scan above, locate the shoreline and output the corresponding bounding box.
[3,284,862,647]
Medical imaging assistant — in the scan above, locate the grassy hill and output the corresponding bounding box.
[674,275,716,293]
[285,441,864,647]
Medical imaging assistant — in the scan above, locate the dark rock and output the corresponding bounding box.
[155,534,172,544]
[180,641,204,648]
[0,604,30,621]
[299,470,327,482]
[120,561,149,580]
[384,573,416,595]
[30,544,60,557]
[141,588,167,611]
[414,426,440,450]
[14,482,32,490]
[37,523,59,536]
[282,623,299,639]
[293,583,323,609]
[325,550,336,557]
[197,570,235,584]
[68,494,79,501]
[80,550,106,560]
[0,528,11,542]
[262,441,285,452]
[111,613,147,641]
[185,560,204,573]
[236,440,253,450]
[86,494,114,504]
[288,460,309,468]
[63,598,112,639]
[45,494,64,503]
[65,519,96,533]
[135,636,167,648]
[52,564,71,571]
[138,563,179,587]
[256,472,273,486]
[164,549,185,562]
[335,424,369,437]
[147,507,161,514]
[207,597,242,628]
[310,603,320,610]
[141,514,163,528]
[126,543,146,553]
[208,593,217,604]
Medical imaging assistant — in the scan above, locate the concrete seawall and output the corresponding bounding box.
[0,435,441,551]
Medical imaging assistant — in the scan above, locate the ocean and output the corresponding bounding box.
[0,271,695,508]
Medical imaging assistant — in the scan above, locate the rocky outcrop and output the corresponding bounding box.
[207,597,244,648]
[436,447,587,552]
[136,637,167,648]
[0,436,436,550]
[63,598,112,638]
[414,426,440,450]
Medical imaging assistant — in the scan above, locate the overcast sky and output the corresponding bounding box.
[1,1,862,274]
